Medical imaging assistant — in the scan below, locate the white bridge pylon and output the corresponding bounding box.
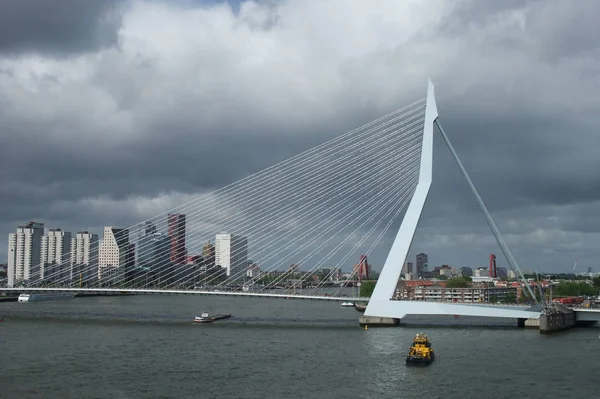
[365,80,541,321]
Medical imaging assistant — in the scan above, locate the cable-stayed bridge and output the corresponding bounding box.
[4,81,542,321]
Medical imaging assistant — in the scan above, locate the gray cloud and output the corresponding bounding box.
[0,0,122,56]
[1,0,600,272]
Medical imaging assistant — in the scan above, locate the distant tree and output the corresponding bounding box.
[524,273,548,280]
[439,275,448,281]
[445,277,470,288]
[502,292,517,304]
[360,280,377,297]
[553,282,597,297]
[489,295,498,304]
[593,276,600,289]
[463,275,473,282]
[257,275,276,285]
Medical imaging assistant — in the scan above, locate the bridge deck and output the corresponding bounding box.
[572,308,600,323]
[3,287,543,315]
[1,287,370,302]
[366,298,542,319]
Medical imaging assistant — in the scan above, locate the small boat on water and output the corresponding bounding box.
[341,302,355,307]
[193,313,232,324]
[405,333,435,365]
[354,303,367,313]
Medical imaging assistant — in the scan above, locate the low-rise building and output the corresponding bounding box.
[394,280,517,303]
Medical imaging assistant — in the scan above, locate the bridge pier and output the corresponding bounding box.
[539,305,575,334]
[358,315,399,327]
[518,305,577,333]
[517,317,540,329]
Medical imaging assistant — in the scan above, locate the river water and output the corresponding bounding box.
[1,295,598,399]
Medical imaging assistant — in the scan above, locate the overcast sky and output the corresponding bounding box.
[1,0,599,273]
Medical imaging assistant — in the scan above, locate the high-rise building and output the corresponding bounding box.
[353,255,371,280]
[416,253,428,278]
[138,232,170,270]
[41,228,72,283]
[125,242,136,283]
[137,228,171,287]
[70,231,99,285]
[98,227,134,283]
[402,261,413,277]
[496,267,508,279]
[7,234,15,287]
[168,214,186,265]
[475,267,488,277]
[7,221,44,287]
[144,221,157,236]
[215,233,248,280]
[202,241,215,269]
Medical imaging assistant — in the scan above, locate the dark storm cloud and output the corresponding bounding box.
[524,0,600,61]
[0,94,332,232]
[0,0,122,56]
[432,94,600,211]
[441,0,600,59]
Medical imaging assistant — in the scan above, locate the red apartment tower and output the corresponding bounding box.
[489,254,497,278]
[353,255,371,281]
[168,213,186,265]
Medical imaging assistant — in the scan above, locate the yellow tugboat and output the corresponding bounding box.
[405,333,435,365]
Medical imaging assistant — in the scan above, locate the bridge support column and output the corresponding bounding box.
[539,305,575,334]
[517,317,540,329]
[358,315,399,327]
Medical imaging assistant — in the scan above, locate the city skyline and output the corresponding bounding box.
[2,213,596,290]
[5,215,396,288]
[6,217,584,277]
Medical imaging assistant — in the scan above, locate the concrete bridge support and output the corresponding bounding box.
[539,305,576,334]
[358,315,399,327]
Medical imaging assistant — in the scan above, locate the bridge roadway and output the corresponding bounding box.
[571,308,600,324]
[2,287,540,313]
[17,287,600,323]
[1,287,371,302]
[366,297,542,320]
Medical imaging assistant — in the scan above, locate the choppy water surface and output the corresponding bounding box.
[1,295,598,398]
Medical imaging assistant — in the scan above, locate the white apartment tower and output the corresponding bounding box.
[7,222,44,287]
[41,228,72,282]
[70,231,99,284]
[215,233,248,280]
[98,227,132,282]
